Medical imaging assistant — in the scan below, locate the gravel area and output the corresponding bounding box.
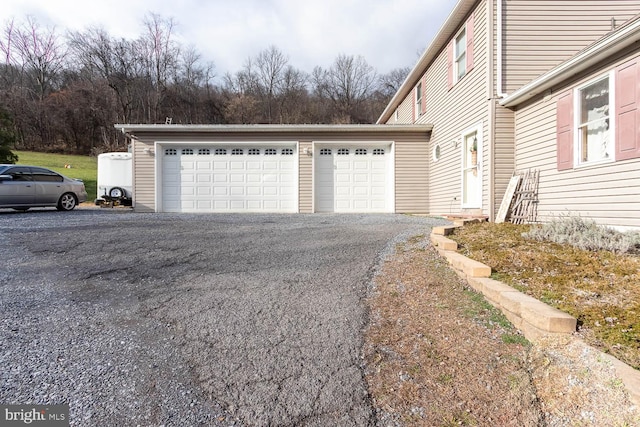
[0,209,448,426]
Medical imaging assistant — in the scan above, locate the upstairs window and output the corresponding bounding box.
[415,82,423,116]
[447,14,474,89]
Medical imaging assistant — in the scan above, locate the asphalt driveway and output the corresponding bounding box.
[0,210,448,426]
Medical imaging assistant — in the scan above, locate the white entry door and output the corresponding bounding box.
[314,144,392,213]
[461,128,482,208]
[161,145,297,212]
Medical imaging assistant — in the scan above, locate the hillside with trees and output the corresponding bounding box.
[0,14,410,157]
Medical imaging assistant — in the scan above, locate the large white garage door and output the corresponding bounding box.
[315,144,393,213]
[161,145,297,212]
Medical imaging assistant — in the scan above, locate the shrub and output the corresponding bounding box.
[523,216,640,254]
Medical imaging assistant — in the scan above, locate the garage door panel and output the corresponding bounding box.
[247,186,261,196]
[162,145,297,212]
[314,144,391,213]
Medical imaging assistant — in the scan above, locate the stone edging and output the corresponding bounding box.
[430,224,640,407]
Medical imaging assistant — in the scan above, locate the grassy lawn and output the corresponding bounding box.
[449,222,640,370]
[15,151,97,200]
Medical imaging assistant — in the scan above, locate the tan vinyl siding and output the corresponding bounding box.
[127,129,430,214]
[503,0,640,93]
[493,103,515,216]
[390,94,415,124]
[395,138,429,212]
[132,140,155,212]
[423,0,490,216]
[298,141,312,213]
[514,51,640,229]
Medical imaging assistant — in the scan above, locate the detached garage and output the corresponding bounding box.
[115,124,431,214]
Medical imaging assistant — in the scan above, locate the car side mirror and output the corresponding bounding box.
[0,174,12,182]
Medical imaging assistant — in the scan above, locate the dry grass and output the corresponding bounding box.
[365,239,543,426]
[448,222,640,370]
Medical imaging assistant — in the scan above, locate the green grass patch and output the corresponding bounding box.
[15,151,97,200]
[450,222,640,369]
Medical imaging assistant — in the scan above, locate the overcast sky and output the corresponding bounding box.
[3,0,458,79]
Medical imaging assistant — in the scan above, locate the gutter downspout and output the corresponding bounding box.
[487,0,496,221]
[496,0,506,98]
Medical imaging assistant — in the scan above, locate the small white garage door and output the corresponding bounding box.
[315,144,393,213]
[161,145,297,212]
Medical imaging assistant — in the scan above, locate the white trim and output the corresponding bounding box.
[496,0,506,98]
[460,123,483,209]
[453,26,467,84]
[573,71,616,168]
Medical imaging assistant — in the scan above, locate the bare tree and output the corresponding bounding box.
[9,16,66,101]
[254,45,288,123]
[313,54,376,123]
[378,67,410,98]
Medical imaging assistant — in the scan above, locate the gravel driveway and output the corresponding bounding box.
[0,209,447,426]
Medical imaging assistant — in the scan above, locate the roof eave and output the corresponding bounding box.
[501,18,640,108]
[376,0,477,124]
[114,123,434,134]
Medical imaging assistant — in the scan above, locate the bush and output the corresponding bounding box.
[523,216,640,254]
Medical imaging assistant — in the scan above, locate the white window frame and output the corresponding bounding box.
[453,27,467,84]
[574,71,615,167]
[415,82,423,116]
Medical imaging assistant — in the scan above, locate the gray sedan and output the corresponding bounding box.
[0,165,88,211]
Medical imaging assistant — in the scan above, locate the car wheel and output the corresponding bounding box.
[109,187,125,198]
[57,193,77,211]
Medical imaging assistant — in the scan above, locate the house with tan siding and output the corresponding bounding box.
[379,0,640,227]
[117,0,640,226]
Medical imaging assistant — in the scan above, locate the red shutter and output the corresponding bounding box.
[616,59,640,161]
[446,41,453,89]
[556,90,574,171]
[466,13,474,72]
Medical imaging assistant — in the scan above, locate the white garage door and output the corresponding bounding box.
[315,144,392,213]
[161,145,297,212]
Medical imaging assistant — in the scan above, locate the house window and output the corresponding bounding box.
[415,82,423,116]
[214,148,227,155]
[577,75,612,164]
[337,148,349,155]
[282,148,294,155]
[248,148,260,155]
[320,148,332,155]
[373,148,385,155]
[355,148,367,155]
[231,148,243,155]
[198,148,210,155]
[182,148,194,155]
[454,28,467,82]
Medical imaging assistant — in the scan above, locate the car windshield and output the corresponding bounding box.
[0,165,11,174]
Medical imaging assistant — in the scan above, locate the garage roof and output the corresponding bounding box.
[115,124,433,135]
